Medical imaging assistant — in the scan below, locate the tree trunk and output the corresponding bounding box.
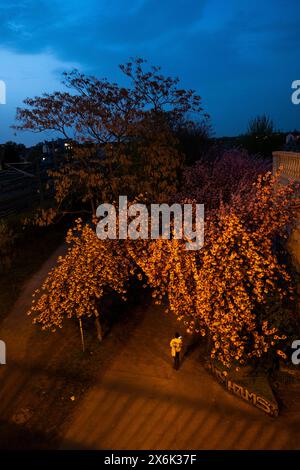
[90,198,96,216]
[206,334,213,361]
[79,318,85,353]
[94,312,103,342]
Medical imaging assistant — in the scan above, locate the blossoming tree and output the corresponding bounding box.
[29,219,132,351]
[28,169,299,367]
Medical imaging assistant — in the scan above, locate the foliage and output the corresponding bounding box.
[0,141,26,168]
[175,149,269,211]
[136,172,298,367]
[241,115,283,159]
[247,114,274,136]
[28,219,133,340]
[15,58,208,221]
[172,118,212,166]
[29,171,299,368]
[0,220,17,270]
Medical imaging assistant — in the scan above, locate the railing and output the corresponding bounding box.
[275,152,300,272]
[273,151,300,182]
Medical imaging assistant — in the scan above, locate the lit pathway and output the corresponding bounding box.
[0,244,299,450]
[0,244,68,449]
[62,303,300,450]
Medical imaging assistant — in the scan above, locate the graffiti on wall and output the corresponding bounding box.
[211,363,279,417]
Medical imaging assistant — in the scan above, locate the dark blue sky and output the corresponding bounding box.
[0,0,299,145]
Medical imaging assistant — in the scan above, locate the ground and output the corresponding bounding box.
[1,246,300,450]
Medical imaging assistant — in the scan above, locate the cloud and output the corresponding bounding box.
[0,0,299,142]
[0,1,205,61]
[0,47,78,144]
[0,0,299,74]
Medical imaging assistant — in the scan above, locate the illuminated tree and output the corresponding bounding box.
[28,171,298,368]
[128,172,298,367]
[28,219,132,350]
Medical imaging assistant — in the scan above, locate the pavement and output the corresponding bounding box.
[0,244,300,450]
[61,303,300,450]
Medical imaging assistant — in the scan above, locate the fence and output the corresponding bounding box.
[273,151,300,182]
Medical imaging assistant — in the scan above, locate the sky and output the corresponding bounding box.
[0,0,299,145]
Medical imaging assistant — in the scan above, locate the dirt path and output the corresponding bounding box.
[1,245,300,449]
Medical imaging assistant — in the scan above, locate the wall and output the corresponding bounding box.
[273,151,300,272]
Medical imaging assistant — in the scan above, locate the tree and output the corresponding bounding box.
[247,115,274,137]
[243,115,279,159]
[28,219,133,349]
[28,168,299,368]
[128,171,299,367]
[0,141,26,168]
[174,119,213,166]
[15,58,207,223]
[175,149,269,211]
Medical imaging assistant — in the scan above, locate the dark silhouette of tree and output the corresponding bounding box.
[247,114,274,136]
[14,58,208,223]
[242,115,282,159]
[0,141,26,168]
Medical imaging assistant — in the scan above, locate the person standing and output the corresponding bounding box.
[170,332,183,370]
